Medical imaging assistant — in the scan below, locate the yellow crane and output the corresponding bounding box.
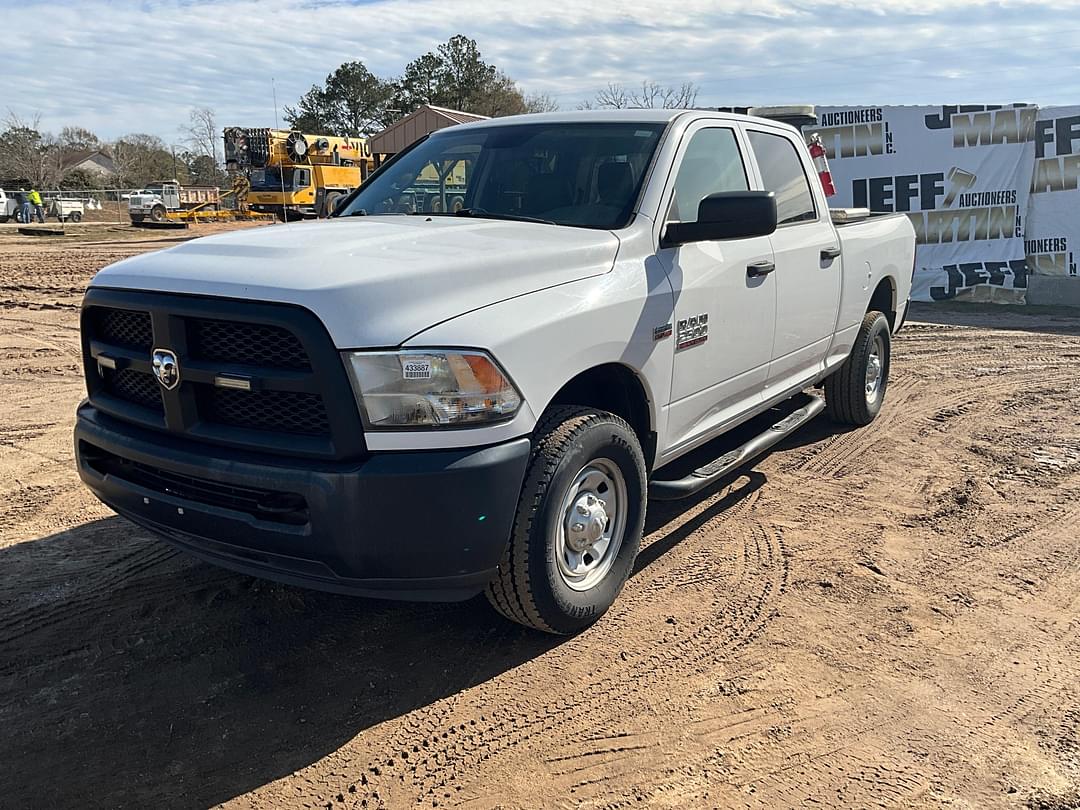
[224,128,373,221]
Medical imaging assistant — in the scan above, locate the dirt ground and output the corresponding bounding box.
[1,225,1078,809]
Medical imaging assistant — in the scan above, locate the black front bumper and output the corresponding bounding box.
[75,404,530,601]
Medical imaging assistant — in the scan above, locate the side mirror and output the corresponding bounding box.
[662,191,777,248]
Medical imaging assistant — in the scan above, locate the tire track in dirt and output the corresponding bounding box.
[0,540,178,652]
[795,368,1072,481]
[323,483,772,808]
[304,502,789,808]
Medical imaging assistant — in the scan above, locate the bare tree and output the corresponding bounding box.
[58,126,101,152]
[113,133,187,187]
[579,83,631,110]
[634,81,699,109]
[581,81,699,110]
[524,92,559,113]
[0,111,62,186]
[182,107,219,165]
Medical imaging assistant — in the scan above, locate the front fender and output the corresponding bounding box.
[394,257,673,454]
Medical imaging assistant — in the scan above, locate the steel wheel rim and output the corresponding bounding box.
[555,458,628,592]
[865,334,885,403]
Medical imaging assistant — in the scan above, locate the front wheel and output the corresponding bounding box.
[824,310,891,426]
[149,205,166,223]
[486,407,647,634]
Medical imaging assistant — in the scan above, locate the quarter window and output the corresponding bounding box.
[747,130,816,225]
[668,128,748,222]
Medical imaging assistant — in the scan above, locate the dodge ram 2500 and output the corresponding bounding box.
[76,110,915,634]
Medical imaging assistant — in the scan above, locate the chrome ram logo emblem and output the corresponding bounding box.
[152,348,181,390]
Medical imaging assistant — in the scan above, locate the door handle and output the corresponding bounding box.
[820,246,841,261]
[747,260,775,278]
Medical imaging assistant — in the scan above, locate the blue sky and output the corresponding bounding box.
[7,0,1080,142]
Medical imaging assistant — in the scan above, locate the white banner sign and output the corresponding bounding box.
[806,105,1037,303]
[1025,105,1080,278]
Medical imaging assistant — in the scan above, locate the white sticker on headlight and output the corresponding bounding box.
[401,358,432,380]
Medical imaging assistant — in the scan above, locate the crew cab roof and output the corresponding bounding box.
[444,108,786,131]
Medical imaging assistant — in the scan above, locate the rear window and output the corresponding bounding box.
[747,130,817,225]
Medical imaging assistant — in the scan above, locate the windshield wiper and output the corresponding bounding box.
[453,207,555,226]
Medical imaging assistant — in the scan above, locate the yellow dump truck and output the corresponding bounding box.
[224,128,373,220]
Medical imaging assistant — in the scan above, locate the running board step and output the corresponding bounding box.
[649,393,826,501]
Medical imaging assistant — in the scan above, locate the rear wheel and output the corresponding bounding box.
[323,191,342,217]
[824,311,891,426]
[69,211,83,223]
[485,407,647,635]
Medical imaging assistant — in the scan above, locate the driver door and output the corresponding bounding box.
[657,123,778,459]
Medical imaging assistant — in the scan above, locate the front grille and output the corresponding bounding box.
[103,367,163,412]
[189,319,310,369]
[82,294,365,459]
[200,388,330,435]
[95,308,153,350]
[81,441,309,526]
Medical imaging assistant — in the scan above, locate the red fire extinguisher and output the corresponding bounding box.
[807,132,836,197]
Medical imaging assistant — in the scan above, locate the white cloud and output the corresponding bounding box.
[5,0,1080,140]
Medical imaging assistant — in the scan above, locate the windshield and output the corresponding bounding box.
[336,122,667,229]
[251,168,293,191]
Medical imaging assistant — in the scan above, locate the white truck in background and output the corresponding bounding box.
[127,182,220,223]
[76,110,915,634]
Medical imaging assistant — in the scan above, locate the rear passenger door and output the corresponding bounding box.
[658,123,777,458]
[745,128,841,393]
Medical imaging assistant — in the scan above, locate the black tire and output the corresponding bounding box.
[149,205,166,223]
[486,406,647,635]
[323,191,342,217]
[69,211,83,223]
[824,311,891,426]
[130,214,144,223]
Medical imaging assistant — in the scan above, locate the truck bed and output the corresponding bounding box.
[834,211,915,333]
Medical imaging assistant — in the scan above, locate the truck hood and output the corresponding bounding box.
[91,217,620,347]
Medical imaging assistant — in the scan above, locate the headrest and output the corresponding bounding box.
[598,162,634,202]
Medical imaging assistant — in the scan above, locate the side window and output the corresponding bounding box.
[668,128,748,222]
[293,168,311,190]
[746,130,816,225]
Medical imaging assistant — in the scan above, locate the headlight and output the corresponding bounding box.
[343,350,522,429]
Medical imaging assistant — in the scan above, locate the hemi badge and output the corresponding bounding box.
[653,323,673,341]
[214,374,253,391]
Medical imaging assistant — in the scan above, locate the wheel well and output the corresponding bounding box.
[548,364,654,461]
[868,277,896,330]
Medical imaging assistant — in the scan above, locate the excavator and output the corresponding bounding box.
[224,128,374,221]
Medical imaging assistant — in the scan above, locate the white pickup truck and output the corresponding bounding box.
[76,110,914,634]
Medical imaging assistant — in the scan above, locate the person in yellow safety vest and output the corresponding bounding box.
[27,188,45,224]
